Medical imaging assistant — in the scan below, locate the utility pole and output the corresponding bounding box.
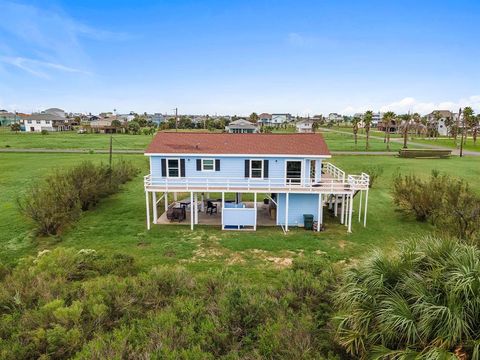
[459,107,464,158]
[403,111,410,149]
[109,134,113,168]
[174,107,178,132]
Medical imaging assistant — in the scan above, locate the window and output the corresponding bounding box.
[36,120,41,124]
[250,160,263,178]
[201,159,215,171]
[167,159,180,177]
[45,120,51,124]
[27,120,32,124]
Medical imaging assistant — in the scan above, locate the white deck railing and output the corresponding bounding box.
[323,162,345,181]
[144,175,361,193]
[347,173,370,190]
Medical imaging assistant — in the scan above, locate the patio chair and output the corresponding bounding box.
[206,201,218,215]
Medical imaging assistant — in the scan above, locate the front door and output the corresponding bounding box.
[286,160,302,185]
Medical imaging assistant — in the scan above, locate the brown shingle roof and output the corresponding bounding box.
[146,132,330,156]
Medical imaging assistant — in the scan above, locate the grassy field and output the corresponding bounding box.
[410,136,480,151]
[319,129,403,151]
[2,152,479,283]
[0,128,403,152]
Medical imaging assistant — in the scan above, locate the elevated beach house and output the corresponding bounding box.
[144,132,369,232]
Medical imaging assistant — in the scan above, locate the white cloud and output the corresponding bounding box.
[0,1,127,79]
[342,96,480,115]
[0,56,91,79]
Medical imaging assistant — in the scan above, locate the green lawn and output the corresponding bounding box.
[3,153,479,282]
[0,131,153,150]
[1,128,404,152]
[410,136,480,152]
[318,129,403,151]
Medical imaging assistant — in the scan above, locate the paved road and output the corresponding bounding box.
[319,127,480,156]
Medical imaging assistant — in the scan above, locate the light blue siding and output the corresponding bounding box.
[223,208,256,227]
[277,193,320,226]
[149,155,324,183]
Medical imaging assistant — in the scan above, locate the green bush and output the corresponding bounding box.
[0,248,338,359]
[393,171,480,242]
[41,129,49,135]
[335,236,480,359]
[364,165,383,188]
[18,160,138,235]
[18,172,81,235]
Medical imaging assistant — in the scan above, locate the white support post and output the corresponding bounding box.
[194,193,198,225]
[200,193,205,212]
[340,194,345,224]
[173,192,178,202]
[164,192,168,212]
[343,195,348,227]
[364,188,369,227]
[221,192,225,230]
[190,192,194,230]
[152,192,157,224]
[317,193,322,232]
[348,194,353,233]
[145,191,151,230]
[254,192,257,231]
[358,190,363,222]
[285,193,289,232]
[334,195,338,217]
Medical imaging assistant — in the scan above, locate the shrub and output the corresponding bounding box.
[393,171,480,242]
[41,129,49,135]
[364,165,383,188]
[392,170,447,221]
[18,160,138,235]
[335,236,480,359]
[18,172,81,235]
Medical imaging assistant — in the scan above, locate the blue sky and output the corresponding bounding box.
[0,0,479,115]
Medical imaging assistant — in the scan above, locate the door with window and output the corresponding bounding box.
[285,160,302,185]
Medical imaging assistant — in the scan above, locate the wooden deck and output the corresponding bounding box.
[156,201,277,227]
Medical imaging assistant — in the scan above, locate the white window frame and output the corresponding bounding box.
[27,120,32,124]
[249,159,264,179]
[201,158,215,172]
[166,158,180,178]
[36,120,41,124]
[284,159,303,186]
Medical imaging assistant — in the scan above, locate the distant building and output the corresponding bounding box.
[0,110,21,127]
[225,119,258,133]
[23,113,70,132]
[295,119,315,133]
[328,113,343,123]
[258,113,272,126]
[271,113,292,126]
[426,110,457,136]
[151,113,166,125]
[43,108,66,118]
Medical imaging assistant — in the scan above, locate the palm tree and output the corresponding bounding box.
[400,113,411,148]
[351,116,361,148]
[335,236,480,359]
[364,110,373,150]
[463,106,474,145]
[382,111,396,150]
[412,112,421,136]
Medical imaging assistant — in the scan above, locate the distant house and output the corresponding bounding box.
[43,108,66,118]
[258,113,272,126]
[426,110,457,136]
[296,119,315,133]
[0,110,21,127]
[225,119,258,133]
[151,113,166,125]
[89,118,121,133]
[271,113,291,126]
[23,113,70,132]
[328,113,343,124]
